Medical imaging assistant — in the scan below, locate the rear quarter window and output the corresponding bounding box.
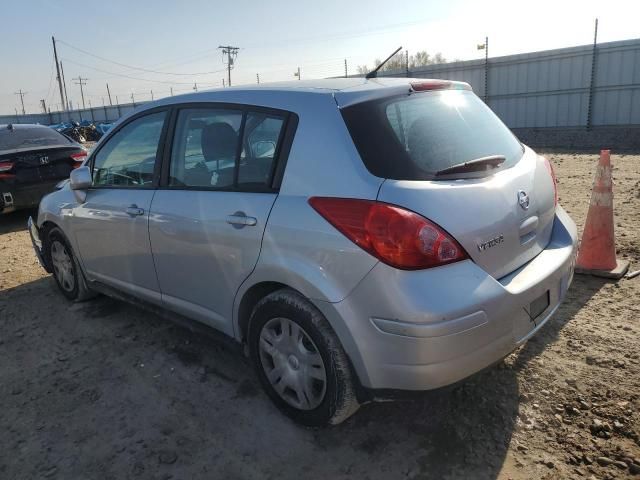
[341,90,523,180]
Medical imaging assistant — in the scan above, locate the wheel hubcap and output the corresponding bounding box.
[258,317,327,410]
[51,240,75,292]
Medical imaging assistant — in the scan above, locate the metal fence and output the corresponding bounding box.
[377,38,640,129]
[0,102,145,126]
[1,38,639,129]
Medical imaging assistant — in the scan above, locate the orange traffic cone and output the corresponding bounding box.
[575,149,629,279]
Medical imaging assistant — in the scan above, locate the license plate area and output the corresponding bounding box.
[529,290,550,321]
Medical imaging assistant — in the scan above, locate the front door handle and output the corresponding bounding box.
[125,205,145,216]
[226,212,257,227]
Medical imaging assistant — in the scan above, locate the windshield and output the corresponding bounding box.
[341,89,524,180]
[0,126,72,151]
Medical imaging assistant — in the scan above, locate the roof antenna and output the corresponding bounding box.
[365,46,402,79]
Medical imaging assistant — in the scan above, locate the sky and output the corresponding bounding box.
[1,0,639,115]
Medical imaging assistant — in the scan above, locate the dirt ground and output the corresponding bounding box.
[0,152,638,480]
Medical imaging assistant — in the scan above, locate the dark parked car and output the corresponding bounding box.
[0,124,87,214]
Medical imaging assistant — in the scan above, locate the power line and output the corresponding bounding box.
[57,39,227,76]
[60,57,219,86]
[43,59,55,105]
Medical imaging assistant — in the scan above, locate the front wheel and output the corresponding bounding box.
[248,289,359,426]
[45,227,94,302]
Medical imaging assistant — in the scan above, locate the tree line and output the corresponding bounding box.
[357,51,449,75]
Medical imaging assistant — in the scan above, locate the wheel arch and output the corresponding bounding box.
[233,275,370,395]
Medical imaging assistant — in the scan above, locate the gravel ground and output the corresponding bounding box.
[0,152,638,480]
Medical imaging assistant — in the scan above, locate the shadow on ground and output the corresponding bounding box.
[514,275,608,369]
[0,209,36,234]
[0,274,596,479]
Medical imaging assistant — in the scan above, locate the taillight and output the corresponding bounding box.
[0,161,14,172]
[0,161,14,178]
[309,197,468,270]
[542,156,558,206]
[70,151,87,169]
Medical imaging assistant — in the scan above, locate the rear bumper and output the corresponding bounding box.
[1,180,59,213]
[315,206,578,391]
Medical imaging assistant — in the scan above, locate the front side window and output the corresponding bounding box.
[169,109,242,188]
[92,111,166,187]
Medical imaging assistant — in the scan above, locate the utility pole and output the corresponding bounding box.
[587,18,599,130]
[106,83,112,105]
[14,89,27,114]
[60,61,70,110]
[170,87,173,96]
[218,45,239,87]
[151,89,154,100]
[344,59,348,78]
[295,67,301,80]
[477,37,489,103]
[222,78,226,88]
[73,76,88,109]
[256,73,260,84]
[484,36,489,103]
[405,50,409,76]
[51,36,66,112]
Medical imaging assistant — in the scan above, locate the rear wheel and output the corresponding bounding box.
[248,289,359,426]
[45,227,94,302]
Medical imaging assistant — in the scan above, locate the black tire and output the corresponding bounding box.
[248,289,359,426]
[44,227,95,302]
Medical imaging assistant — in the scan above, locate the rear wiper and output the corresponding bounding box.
[434,155,506,176]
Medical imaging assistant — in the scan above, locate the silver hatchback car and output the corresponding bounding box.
[29,78,577,425]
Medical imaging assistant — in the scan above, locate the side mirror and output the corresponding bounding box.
[254,140,276,158]
[69,166,91,203]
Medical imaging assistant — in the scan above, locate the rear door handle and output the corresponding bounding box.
[125,205,145,216]
[226,212,257,227]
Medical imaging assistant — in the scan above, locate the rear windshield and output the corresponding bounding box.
[0,126,71,151]
[341,90,523,180]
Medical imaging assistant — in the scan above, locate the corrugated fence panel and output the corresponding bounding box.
[377,38,639,129]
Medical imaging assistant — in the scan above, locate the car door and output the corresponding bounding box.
[148,105,292,335]
[72,109,168,304]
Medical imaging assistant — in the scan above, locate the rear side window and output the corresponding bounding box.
[168,107,287,190]
[0,126,71,151]
[341,90,523,180]
[169,108,243,188]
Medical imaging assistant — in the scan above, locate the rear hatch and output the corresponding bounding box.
[338,83,556,279]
